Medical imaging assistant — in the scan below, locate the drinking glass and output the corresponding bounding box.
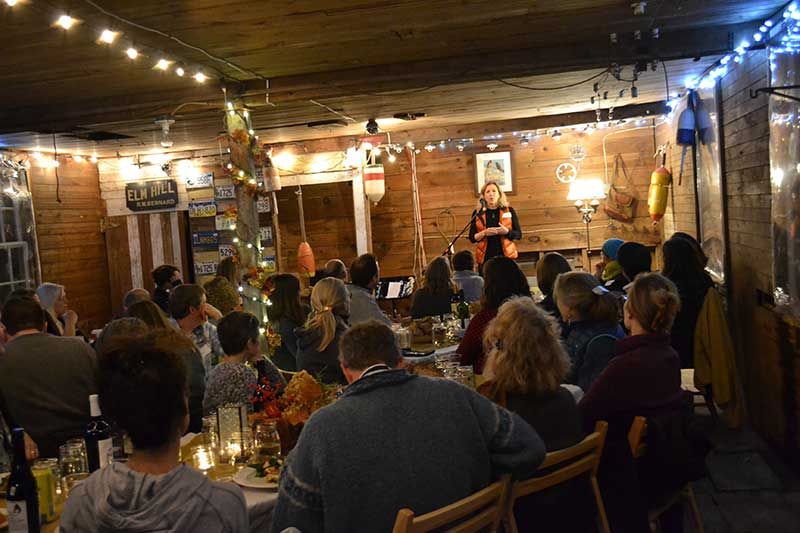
[253,420,281,461]
[431,318,447,347]
[434,352,458,371]
[58,440,89,495]
[457,365,475,388]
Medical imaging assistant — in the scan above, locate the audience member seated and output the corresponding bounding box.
[152,264,182,313]
[37,282,79,337]
[480,296,594,532]
[7,288,61,336]
[203,257,242,317]
[204,311,285,415]
[94,317,149,355]
[451,250,483,303]
[410,257,457,318]
[295,278,350,385]
[60,331,248,532]
[535,252,572,332]
[458,257,531,374]
[347,253,391,326]
[0,297,96,457]
[266,273,307,371]
[671,232,709,269]
[595,238,627,293]
[555,272,624,391]
[662,237,714,368]
[271,321,545,533]
[579,273,686,533]
[126,300,174,331]
[322,258,348,281]
[169,284,224,375]
[122,288,150,314]
[617,241,652,286]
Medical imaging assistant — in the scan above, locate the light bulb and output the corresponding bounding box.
[193,72,207,83]
[155,59,172,71]
[99,29,118,44]
[424,143,436,152]
[388,153,397,163]
[56,15,77,30]
[247,243,253,249]
[175,66,185,77]
[73,155,85,163]
[126,47,139,60]
[456,144,465,152]
[248,129,255,136]
[5,0,19,6]
[90,154,98,163]
[261,261,268,267]
[230,224,236,230]
[232,237,240,243]
[237,286,244,293]
[486,142,498,151]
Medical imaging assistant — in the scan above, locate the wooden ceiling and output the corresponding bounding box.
[0,0,784,155]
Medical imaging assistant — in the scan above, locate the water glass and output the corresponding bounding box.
[59,440,89,495]
[457,365,476,388]
[433,352,458,371]
[431,319,447,347]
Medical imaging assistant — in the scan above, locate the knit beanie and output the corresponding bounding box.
[601,238,625,261]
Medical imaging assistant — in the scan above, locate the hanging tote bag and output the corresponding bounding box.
[604,154,638,223]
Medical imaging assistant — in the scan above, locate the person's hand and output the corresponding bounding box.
[204,303,223,321]
[494,225,509,236]
[63,309,78,327]
[594,261,605,279]
[24,432,39,461]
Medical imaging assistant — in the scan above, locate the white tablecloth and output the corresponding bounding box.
[242,487,278,532]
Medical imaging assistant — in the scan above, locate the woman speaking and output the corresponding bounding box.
[469,181,521,270]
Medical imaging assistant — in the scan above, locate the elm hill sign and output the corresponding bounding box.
[125,179,179,212]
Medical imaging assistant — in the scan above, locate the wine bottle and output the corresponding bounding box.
[85,394,113,472]
[6,428,40,533]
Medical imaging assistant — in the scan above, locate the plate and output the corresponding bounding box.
[233,467,278,490]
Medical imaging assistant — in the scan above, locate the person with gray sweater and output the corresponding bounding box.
[60,331,248,533]
[271,321,546,533]
[0,297,97,458]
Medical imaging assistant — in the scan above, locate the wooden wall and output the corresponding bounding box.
[26,158,112,331]
[369,124,664,277]
[656,123,698,238]
[719,50,800,465]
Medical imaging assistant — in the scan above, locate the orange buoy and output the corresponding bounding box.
[648,166,672,222]
[297,241,316,277]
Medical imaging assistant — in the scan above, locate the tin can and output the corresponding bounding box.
[32,461,56,523]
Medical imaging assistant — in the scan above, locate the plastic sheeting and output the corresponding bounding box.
[0,158,41,303]
[769,49,800,316]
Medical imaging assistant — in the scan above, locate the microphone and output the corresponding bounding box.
[479,198,487,212]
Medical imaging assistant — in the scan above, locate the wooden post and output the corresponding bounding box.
[352,168,371,255]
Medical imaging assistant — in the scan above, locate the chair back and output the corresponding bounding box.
[392,475,510,533]
[504,421,610,533]
[628,415,648,458]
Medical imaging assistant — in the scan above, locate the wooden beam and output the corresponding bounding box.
[269,101,669,153]
[0,22,745,134]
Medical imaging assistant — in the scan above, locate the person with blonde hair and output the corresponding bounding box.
[126,300,174,331]
[203,257,242,317]
[295,277,350,384]
[481,296,596,533]
[37,282,79,337]
[554,271,624,391]
[410,257,457,318]
[469,181,521,270]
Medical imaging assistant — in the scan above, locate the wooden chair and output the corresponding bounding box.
[391,475,510,533]
[503,421,611,533]
[628,416,705,533]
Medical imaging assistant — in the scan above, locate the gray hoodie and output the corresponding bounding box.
[59,462,249,533]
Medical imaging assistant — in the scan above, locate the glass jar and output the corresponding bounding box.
[396,326,412,350]
[431,317,447,347]
[253,420,281,461]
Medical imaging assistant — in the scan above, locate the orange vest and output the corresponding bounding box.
[475,207,519,264]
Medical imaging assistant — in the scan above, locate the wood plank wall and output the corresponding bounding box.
[26,158,112,331]
[369,124,664,277]
[656,123,698,238]
[720,50,800,464]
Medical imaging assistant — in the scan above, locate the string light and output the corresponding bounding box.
[175,66,185,77]
[193,72,207,83]
[4,0,18,6]
[73,155,85,163]
[126,47,139,60]
[89,154,99,163]
[154,59,172,71]
[55,15,77,30]
[99,29,118,44]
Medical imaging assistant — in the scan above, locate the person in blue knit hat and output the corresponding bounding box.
[595,238,627,293]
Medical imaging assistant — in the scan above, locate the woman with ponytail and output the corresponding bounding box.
[578,273,687,533]
[295,277,350,385]
[553,272,624,391]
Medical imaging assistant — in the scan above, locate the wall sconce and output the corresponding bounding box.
[567,178,607,267]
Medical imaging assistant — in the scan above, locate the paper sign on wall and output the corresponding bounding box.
[259,226,273,246]
[215,214,237,231]
[215,185,235,200]
[257,197,271,213]
[219,244,237,258]
[185,172,214,189]
[192,231,219,251]
[194,261,218,276]
[188,199,217,218]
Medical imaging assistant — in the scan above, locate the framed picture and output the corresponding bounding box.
[474,151,514,194]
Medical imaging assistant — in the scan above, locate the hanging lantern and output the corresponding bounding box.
[364,163,385,204]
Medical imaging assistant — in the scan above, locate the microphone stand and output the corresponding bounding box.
[441,207,484,258]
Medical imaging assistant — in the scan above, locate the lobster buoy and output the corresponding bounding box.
[648,166,672,222]
[364,163,385,204]
[297,241,316,278]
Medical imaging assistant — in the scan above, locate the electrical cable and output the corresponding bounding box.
[307,99,357,123]
[496,69,610,91]
[82,0,265,80]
